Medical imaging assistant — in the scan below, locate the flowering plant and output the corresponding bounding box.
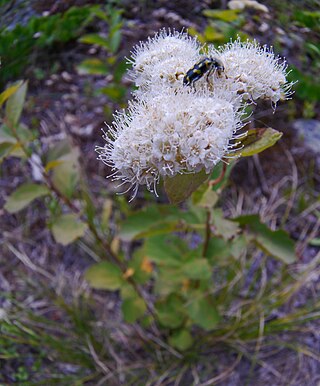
[96,29,292,202]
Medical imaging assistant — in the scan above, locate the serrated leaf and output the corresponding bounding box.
[85,261,123,290]
[169,329,193,351]
[186,295,220,331]
[121,295,146,323]
[233,128,283,157]
[164,169,210,204]
[4,183,49,213]
[51,214,87,246]
[0,81,23,108]
[236,215,296,264]
[5,81,28,127]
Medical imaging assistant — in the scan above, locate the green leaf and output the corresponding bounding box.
[5,81,28,127]
[288,66,320,102]
[77,59,109,75]
[79,33,110,49]
[0,142,15,161]
[154,266,187,296]
[203,25,225,42]
[234,128,283,157]
[164,169,210,204]
[47,140,80,198]
[156,295,186,328]
[192,184,219,208]
[85,261,123,290]
[120,205,182,241]
[0,81,23,108]
[169,329,193,351]
[206,237,231,263]
[121,295,146,323]
[212,208,239,240]
[203,9,239,22]
[181,258,212,280]
[186,295,220,331]
[144,234,189,268]
[4,183,49,213]
[51,214,87,246]
[128,251,152,284]
[236,215,296,264]
[100,84,126,102]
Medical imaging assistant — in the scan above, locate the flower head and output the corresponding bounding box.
[208,39,293,104]
[96,91,243,200]
[96,30,292,200]
[127,29,201,96]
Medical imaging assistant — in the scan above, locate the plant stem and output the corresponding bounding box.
[202,209,211,257]
[6,120,156,319]
[208,162,227,187]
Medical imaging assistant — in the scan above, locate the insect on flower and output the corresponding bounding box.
[183,57,224,87]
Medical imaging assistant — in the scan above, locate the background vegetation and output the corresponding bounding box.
[0,0,319,385]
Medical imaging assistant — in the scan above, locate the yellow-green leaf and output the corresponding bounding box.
[121,295,146,323]
[0,81,23,108]
[46,140,80,198]
[79,33,110,49]
[203,9,239,21]
[5,81,28,127]
[169,329,193,351]
[234,127,283,157]
[77,59,109,75]
[51,214,87,246]
[85,261,123,290]
[4,183,49,213]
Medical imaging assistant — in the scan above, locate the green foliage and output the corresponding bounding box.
[45,139,80,198]
[0,5,101,85]
[1,58,310,384]
[77,4,128,104]
[164,127,283,203]
[4,183,49,213]
[51,214,88,245]
[288,66,320,102]
[85,261,124,290]
[234,127,283,157]
[164,169,209,204]
[236,215,296,264]
[190,6,247,45]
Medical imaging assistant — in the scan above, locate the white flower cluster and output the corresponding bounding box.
[96,29,292,200]
[209,39,292,103]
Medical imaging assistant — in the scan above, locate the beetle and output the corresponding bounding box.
[183,57,224,87]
